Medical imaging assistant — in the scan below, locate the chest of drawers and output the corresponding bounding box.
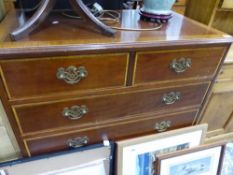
[0,10,232,157]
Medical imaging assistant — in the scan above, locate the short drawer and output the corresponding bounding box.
[25,110,198,156]
[134,47,226,84]
[0,53,128,99]
[14,83,209,135]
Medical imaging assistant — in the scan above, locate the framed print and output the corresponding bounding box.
[116,124,208,175]
[156,142,226,175]
[221,142,233,175]
[0,143,114,175]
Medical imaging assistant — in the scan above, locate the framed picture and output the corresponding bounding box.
[221,142,233,175]
[156,142,226,175]
[116,124,208,175]
[0,143,114,175]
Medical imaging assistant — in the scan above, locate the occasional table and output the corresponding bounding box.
[10,0,115,40]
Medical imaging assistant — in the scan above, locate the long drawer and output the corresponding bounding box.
[0,53,129,99]
[13,83,209,135]
[25,110,198,156]
[134,47,225,84]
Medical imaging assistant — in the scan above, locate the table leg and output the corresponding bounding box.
[10,0,115,41]
[69,0,115,36]
[10,0,56,41]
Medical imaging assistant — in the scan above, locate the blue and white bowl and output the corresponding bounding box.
[141,0,176,15]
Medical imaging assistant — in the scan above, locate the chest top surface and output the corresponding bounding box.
[0,9,232,57]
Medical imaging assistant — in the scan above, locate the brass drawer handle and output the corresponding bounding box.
[67,136,89,148]
[155,121,171,132]
[162,92,181,105]
[63,105,88,120]
[57,66,88,85]
[170,58,192,73]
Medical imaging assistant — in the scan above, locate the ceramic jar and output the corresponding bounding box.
[142,0,176,14]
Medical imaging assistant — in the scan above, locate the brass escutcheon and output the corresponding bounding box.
[155,121,172,132]
[63,105,88,120]
[67,136,89,148]
[56,66,88,85]
[170,58,192,73]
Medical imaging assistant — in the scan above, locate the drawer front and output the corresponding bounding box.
[14,83,209,135]
[134,47,225,84]
[25,110,198,156]
[0,53,128,99]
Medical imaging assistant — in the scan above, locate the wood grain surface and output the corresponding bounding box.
[134,47,226,84]
[0,10,232,58]
[25,110,198,156]
[0,10,231,157]
[0,53,128,99]
[13,83,208,136]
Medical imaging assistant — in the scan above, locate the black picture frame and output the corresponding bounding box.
[0,143,115,175]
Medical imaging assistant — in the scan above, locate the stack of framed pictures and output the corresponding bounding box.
[0,124,231,175]
[116,124,227,175]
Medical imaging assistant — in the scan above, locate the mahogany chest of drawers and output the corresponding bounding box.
[0,10,232,157]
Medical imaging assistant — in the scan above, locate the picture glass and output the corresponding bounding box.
[136,143,189,175]
[221,143,233,175]
[169,157,211,175]
[40,159,107,175]
[160,146,222,175]
[0,145,111,175]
